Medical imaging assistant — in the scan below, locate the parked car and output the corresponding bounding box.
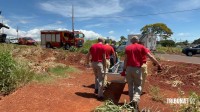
[5,37,18,44]
[182,44,200,56]
[18,37,36,45]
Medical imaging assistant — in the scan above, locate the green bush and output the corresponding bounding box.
[78,39,97,54]
[0,50,16,94]
[0,49,35,95]
[69,46,78,52]
[160,40,176,47]
[80,49,89,54]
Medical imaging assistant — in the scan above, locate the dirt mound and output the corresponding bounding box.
[148,61,200,93]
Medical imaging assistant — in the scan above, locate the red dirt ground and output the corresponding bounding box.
[0,48,199,112]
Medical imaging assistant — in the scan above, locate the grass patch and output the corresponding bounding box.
[48,66,77,78]
[32,73,54,83]
[154,46,182,54]
[149,86,165,103]
[0,47,35,95]
[94,100,160,112]
[33,66,78,83]
[94,100,134,112]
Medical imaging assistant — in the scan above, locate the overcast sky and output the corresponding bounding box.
[0,0,200,42]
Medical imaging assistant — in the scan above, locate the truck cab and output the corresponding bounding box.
[182,44,200,56]
[41,30,84,49]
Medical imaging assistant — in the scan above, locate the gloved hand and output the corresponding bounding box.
[120,70,126,76]
[157,65,162,72]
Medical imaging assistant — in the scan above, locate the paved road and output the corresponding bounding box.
[155,54,200,64]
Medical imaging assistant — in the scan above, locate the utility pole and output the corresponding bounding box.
[16,26,19,39]
[72,4,74,33]
[0,11,3,33]
[2,20,4,33]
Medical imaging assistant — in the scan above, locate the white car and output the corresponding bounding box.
[6,38,18,44]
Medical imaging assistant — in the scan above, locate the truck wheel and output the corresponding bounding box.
[64,44,70,50]
[46,43,51,48]
[187,51,193,56]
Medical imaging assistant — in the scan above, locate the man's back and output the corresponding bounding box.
[90,43,105,62]
[125,43,148,67]
[104,44,114,59]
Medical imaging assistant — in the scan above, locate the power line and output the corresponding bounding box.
[72,7,200,18]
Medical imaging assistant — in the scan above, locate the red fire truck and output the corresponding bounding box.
[41,30,84,49]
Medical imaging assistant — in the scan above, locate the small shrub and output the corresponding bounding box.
[179,92,200,112]
[80,49,89,54]
[69,46,78,52]
[94,100,134,112]
[94,100,158,112]
[149,86,165,103]
[0,50,17,94]
[0,49,35,95]
[160,40,176,47]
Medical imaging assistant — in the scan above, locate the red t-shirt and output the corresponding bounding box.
[104,44,115,59]
[142,48,150,63]
[90,42,105,62]
[125,43,148,67]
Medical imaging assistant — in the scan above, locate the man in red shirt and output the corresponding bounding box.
[138,41,151,94]
[123,36,161,110]
[86,38,106,100]
[103,40,116,87]
[104,40,116,72]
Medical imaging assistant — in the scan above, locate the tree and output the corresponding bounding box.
[176,40,189,46]
[192,38,200,44]
[160,40,176,47]
[120,36,126,41]
[119,36,127,45]
[140,23,173,40]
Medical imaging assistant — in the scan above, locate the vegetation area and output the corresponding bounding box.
[94,100,136,112]
[0,44,78,95]
[154,46,182,54]
[94,91,200,112]
[0,46,34,95]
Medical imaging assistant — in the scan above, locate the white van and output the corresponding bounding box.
[117,34,157,52]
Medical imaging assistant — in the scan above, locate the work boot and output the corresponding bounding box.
[129,101,140,112]
[133,102,140,112]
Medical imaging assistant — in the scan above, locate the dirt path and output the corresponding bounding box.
[0,64,182,112]
[156,53,200,64]
[0,67,103,112]
[0,47,199,112]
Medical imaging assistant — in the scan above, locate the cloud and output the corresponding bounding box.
[39,0,123,18]
[108,31,114,34]
[177,33,190,37]
[19,20,29,24]
[55,21,63,24]
[8,15,36,25]
[175,0,200,10]
[85,23,105,28]
[108,35,119,41]
[4,24,102,41]
[79,29,102,40]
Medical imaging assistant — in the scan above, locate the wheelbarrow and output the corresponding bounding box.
[106,61,126,83]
